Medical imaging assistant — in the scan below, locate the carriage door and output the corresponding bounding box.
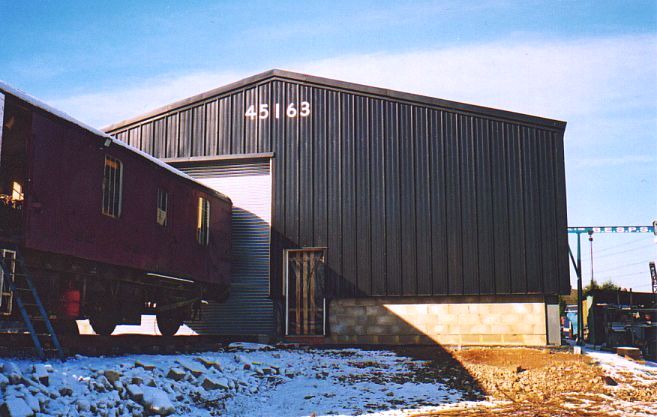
[285,249,326,336]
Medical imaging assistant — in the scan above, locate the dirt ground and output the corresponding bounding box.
[389,346,656,417]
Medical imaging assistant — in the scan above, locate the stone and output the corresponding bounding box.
[0,373,9,388]
[200,376,230,390]
[58,385,73,397]
[97,375,112,390]
[141,386,175,416]
[0,398,34,417]
[176,360,205,377]
[235,354,251,365]
[193,357,215,369]
[5,362,23,385]
[31,365,48,387]
[130,376,143,385]
[21,393,40,413]
[166,368,186,381]
[103,370,121,385]
[126,384,144,402]
[134,360,156,371]
[77,400,91,412]
[34,394,48,409]
[603,376,618,386]
[113,380,125,396]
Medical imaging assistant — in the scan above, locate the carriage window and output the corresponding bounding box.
[156,188,168,226]
[102,156,123,218]
[196,197,210,246]
[11,182,24,202]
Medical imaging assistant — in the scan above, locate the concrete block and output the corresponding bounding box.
[429,324,448,334]
[448,324,463,334]
[465,324,491,335]
[460,334,484,345]
[437,313,458,323]
[427,304,449,315]
[532,323,548,335]
[373,314,401,326]
[433,334,461,345]
[511,304,530,314]
[365,305,386,316]
[355,335,376,344]
[365,325,387,335]
[398,335,421,345]
[457,313,481,325]
[482,314,502,325]
[480,334,504,345]
[490,324,512,334]
[353,298,377,306]
[507,323,534,335]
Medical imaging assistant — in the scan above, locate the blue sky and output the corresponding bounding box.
[1,0,656,291]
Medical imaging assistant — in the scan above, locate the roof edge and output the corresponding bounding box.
[0,81,232,204]
[103,68,567,132]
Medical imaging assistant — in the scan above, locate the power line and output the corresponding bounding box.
[595,236,651,254]
[597,271,648,279]
[632,283,655,289]
[596,259,655,273]
[592,243,656,260]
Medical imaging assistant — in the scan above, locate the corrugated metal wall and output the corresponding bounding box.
[109,75,569,299]
[178,160,274,335]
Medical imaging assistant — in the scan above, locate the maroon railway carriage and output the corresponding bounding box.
[0,83,231,336]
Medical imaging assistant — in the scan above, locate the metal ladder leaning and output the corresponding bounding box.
[0,248,64,360]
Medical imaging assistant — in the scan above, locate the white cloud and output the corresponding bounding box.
[49,70,250,128]
[570,155,657,168]
[49,34,656,138]
[292,35,656,121]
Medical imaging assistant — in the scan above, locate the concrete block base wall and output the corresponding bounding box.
[327,296,559,346]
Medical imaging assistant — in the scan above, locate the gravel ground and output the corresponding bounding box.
[402,346,657,417]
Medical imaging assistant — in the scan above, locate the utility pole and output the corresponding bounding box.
[567,224,656,347]
[589,230,594,287]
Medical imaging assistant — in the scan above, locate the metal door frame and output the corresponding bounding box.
[284,248,326,336]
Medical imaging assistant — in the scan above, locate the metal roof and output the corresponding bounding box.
[103,69,567,133]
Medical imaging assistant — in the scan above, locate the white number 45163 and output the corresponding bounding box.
[245,102,310,120]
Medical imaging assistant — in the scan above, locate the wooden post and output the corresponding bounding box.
[309,252,316,333]
[295,252,301,335]
[302,251,308,334]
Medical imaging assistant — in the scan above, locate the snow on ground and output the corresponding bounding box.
[0,344,468,417]
[585,347,657,416]
[585,347,657,387]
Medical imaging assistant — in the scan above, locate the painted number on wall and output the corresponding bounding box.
[245,102,310,120]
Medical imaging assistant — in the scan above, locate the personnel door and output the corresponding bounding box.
[285,249,326,336]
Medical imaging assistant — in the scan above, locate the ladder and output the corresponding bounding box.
[0,248,64,360]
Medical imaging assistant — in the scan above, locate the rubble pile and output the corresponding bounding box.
[0,344,462,417]
[0,352,281,417]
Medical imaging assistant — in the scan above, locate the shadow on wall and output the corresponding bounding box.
[329,296,550,347]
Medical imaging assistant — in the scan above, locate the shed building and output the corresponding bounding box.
[105,69,569,346]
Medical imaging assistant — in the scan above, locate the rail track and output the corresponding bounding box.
[0,333,261,358]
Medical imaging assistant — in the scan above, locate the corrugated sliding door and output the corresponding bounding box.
[179,159,274,336]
